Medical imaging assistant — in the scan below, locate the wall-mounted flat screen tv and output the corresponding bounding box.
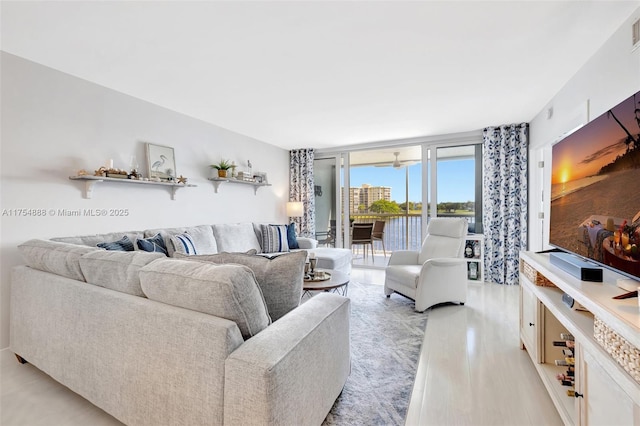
[549,90,640,281]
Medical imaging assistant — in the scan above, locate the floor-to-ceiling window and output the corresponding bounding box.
[433,144,483,233]
[349,147,423,257]
[315,135,483,268]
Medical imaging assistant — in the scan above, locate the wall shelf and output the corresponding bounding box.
[208,177,271,195]
[69,175,196,200]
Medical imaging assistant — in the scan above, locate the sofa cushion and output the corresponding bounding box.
[139,259,271,339]
[309,248,353,274]
[79,250,165,296]
[260,224,289,253]
[144,225,217,257]
[18,239,100,281]
[183,251,306,321]
[52,231,144,249]
[137,233,168,256]
[97,235,135,251]
[213,223,262,254]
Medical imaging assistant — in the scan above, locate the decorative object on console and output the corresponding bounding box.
[146,142,176,181]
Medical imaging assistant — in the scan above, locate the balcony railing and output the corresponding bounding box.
[320,212,475,253]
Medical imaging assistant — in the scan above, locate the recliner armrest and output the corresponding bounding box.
[388,250,419,265]
[421,257,466,268]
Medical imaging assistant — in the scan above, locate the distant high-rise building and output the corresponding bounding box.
[343,184,391,213]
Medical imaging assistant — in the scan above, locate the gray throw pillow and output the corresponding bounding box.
[183,251,307,321]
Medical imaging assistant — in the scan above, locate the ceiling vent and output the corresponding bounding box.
[633,18,640,51]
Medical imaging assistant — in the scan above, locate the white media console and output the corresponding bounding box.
[519,251,640,425]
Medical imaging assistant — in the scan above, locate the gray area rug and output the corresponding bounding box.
[322,281,428,425]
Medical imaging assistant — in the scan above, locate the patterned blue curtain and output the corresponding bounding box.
[482,123,528,285]
[289,149,316,238]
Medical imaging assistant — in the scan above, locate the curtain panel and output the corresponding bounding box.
[482,123,528,285]
[289,149,316,238]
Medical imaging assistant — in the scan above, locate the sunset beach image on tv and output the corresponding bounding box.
[549,90,640,280]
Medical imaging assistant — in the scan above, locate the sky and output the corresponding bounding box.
[349,158,475,204]
[551,90,639,184]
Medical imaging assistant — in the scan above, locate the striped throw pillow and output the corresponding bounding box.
[170,233,198,256]
[260,224,289,253]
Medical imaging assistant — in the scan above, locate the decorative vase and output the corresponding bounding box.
[218,170,228,178]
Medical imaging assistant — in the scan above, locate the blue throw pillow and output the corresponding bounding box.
[287,222,299,249]
[97,235,135,251]
[137,233,168,256]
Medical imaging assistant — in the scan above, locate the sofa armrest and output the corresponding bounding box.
[224,293,350,425]
[388,250,419,265]
[296,237,318,249]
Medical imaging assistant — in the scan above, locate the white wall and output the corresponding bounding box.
[529,7,640,252]
[0,52,290,349]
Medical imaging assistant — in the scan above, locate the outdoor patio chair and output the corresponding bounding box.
[371,220,386,257]
[351,222,374,261]
[384,217,467,312]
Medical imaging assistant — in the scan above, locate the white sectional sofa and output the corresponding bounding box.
[10,223,353,425]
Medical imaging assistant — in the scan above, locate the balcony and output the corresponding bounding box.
[317,212,476,268]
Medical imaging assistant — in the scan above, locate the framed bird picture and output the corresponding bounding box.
[146,143,176,181]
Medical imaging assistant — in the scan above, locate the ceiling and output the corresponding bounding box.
[2,1,639,151]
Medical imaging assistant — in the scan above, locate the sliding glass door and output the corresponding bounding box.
[316,139,482,268]
[348,147,423,253]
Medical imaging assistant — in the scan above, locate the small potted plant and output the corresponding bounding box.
[210,159,232,178]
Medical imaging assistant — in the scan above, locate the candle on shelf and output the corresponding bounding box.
[108,159,114,169]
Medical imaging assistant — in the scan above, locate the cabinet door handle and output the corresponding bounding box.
[529,322,535,327]
[574,392,584,398]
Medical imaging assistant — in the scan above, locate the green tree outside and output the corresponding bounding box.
[369,199,402,213]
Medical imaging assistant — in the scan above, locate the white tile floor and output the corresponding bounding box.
[2,269,560,425]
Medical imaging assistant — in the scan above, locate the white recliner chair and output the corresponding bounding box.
[384,217,468,312]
